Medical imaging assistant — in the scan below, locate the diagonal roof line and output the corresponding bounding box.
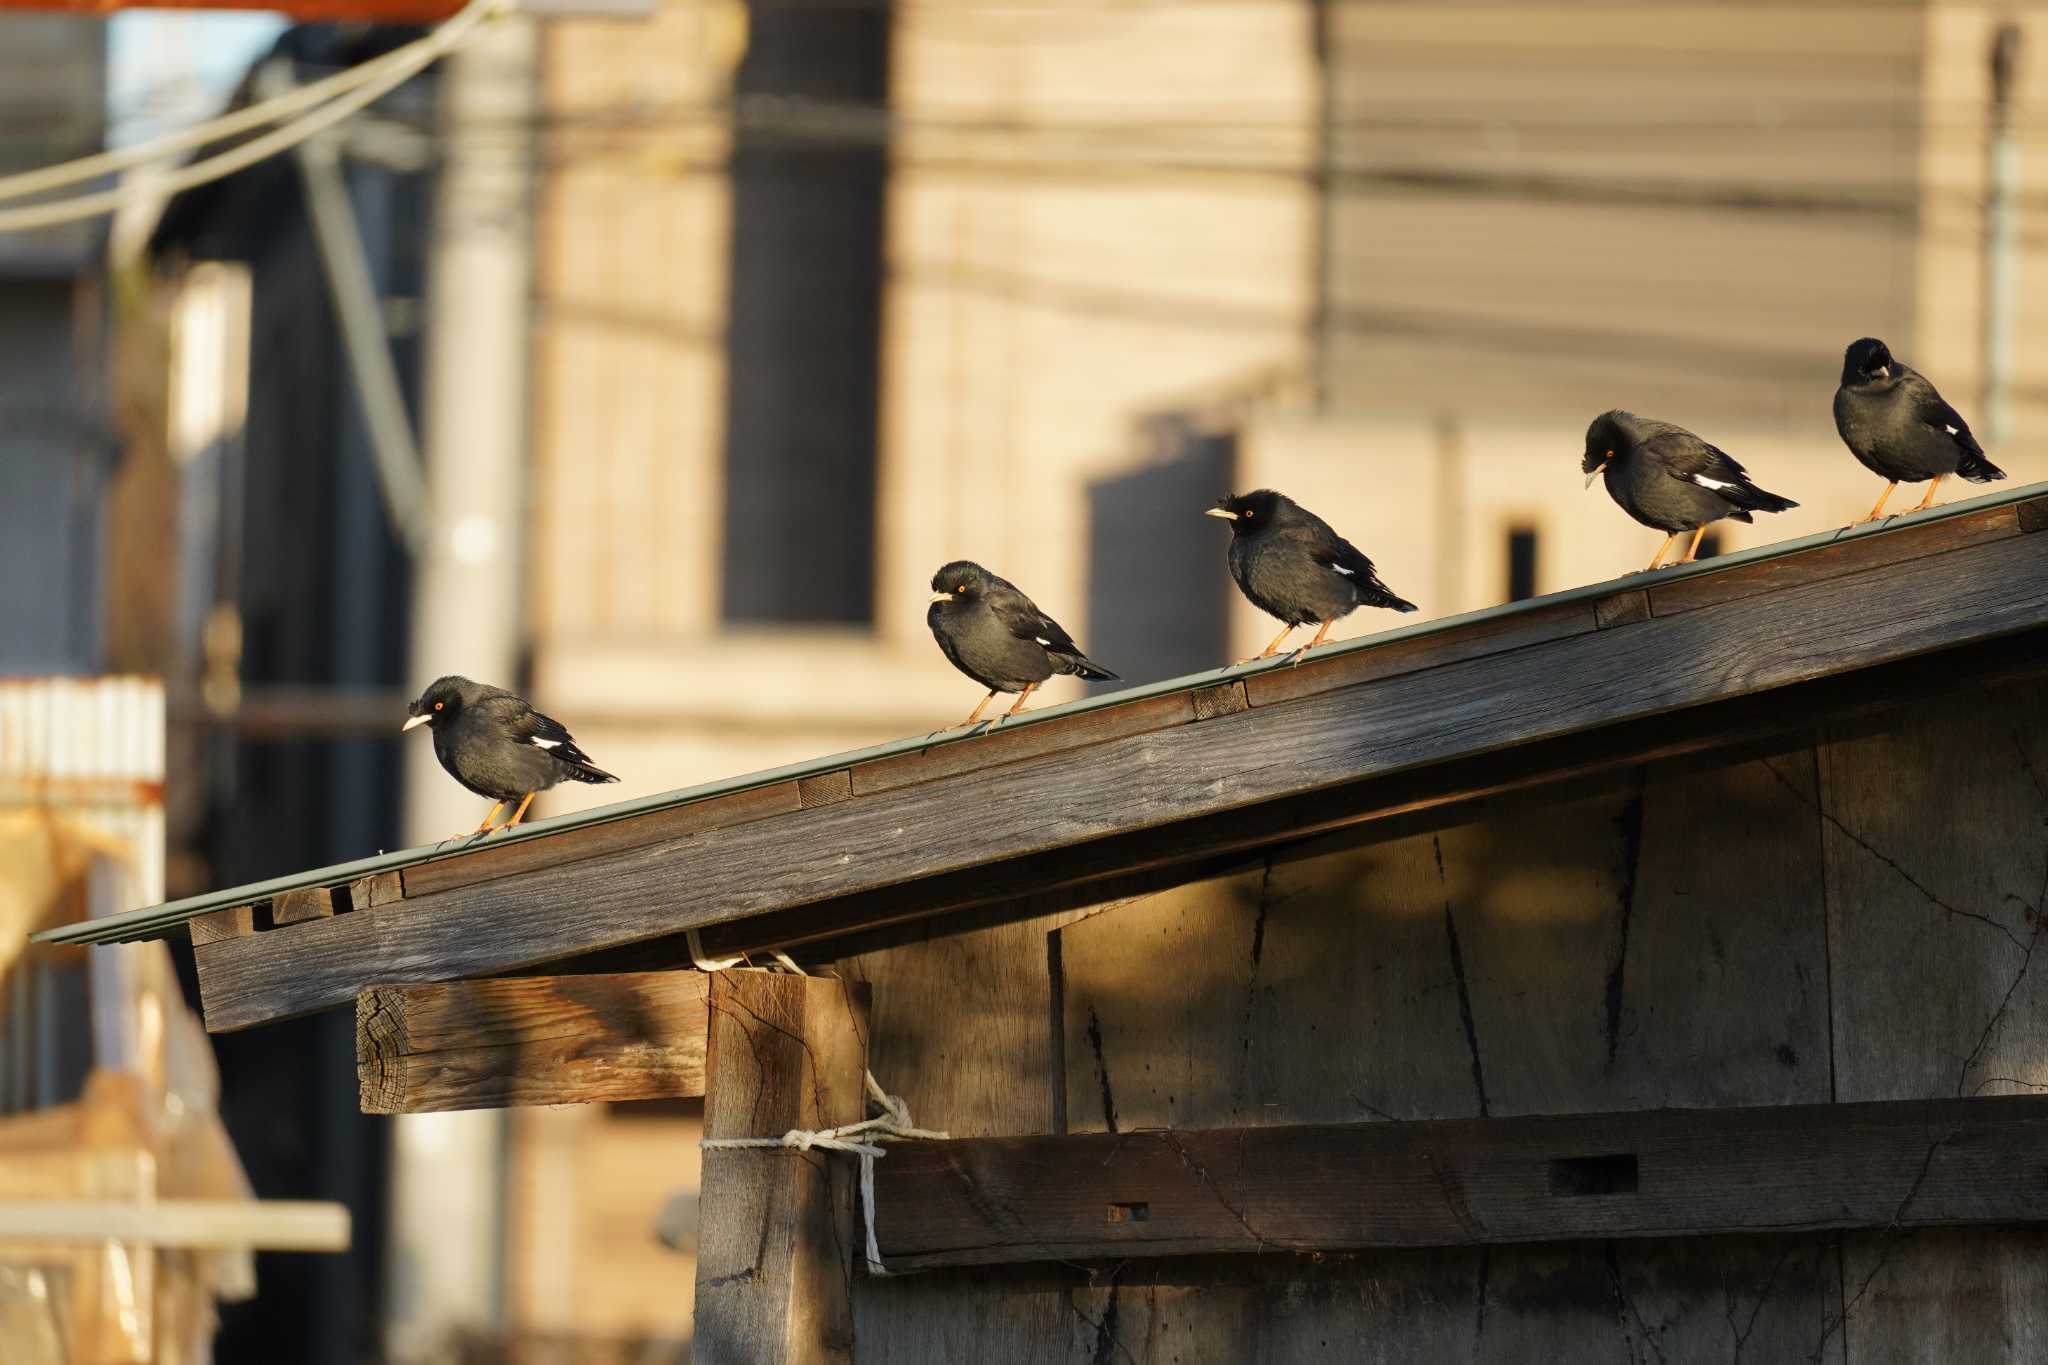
[35,476,2048,947]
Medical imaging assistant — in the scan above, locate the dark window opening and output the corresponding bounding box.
[1697,530,1723,561]
[1506,526,1539,602]
[719,0,891,625]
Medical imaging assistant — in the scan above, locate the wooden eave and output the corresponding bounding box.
[36,483,2048,1034]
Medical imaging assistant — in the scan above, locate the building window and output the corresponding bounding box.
[1506,526,1538,602]
[719,0,891,626]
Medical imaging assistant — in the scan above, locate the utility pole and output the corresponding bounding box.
[1982,22,2022,450]
[385,14,537,1361]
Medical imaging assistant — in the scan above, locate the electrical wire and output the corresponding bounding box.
[0,0,505,235]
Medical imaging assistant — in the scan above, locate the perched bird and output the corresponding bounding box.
[1834,337,2004,523]
[1581,411,1798,573]
[927,561,1118,727]
[401,675,617,838]
[1205,489,1416,662]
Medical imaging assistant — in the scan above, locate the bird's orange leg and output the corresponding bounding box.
[1000,681,1040,720]
[960,689,1000,727]
[499,791,537,832]
[1911,473,1947,512]
[1284,619,1339,666]
[1240,623,1297,664]
[469,800,506,836]
[1643,533,1680,572]
[1674,526,1709,565]
[1857,481,1898,525]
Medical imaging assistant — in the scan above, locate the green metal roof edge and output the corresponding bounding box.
[39,478,2045,947]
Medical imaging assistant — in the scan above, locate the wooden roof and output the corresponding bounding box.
[39,481,2048,1032]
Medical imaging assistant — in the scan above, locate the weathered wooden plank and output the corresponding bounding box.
[1242,598,1592,708]
[871,1096,2048,1268]
[271,887,337,927]
[797,770,851,809]
[354,972,711,1114]
[1055,745,1844,1359]
[1648,502,2018,617]
[2011,492,2047,533]
[1187,680,1248,721]
[840,908,1095,1362]
[400,778,802,899]
[348,870,404,911]
[190,532,2048,1032]
[849,690,1197,797]
[1593,589,1650,629]
[187,904,254,946]
[1820,678,2048,1362]
[693,971,868,1365]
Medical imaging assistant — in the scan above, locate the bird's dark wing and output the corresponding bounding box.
[989,590,1081,656]
[499,701,608,772]
[1306,534,1378,583]
[1900,369,1983,453]
[987,585,1119,680]
[1641,428,1752,486]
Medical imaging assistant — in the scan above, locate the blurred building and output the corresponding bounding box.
[116,0,2048,1358]
[0,15,113,675]
[492,0,2048,1354]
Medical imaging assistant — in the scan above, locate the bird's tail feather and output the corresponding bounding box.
[1730,483,1797,515]
[1059,653,1120,682]
[1374,590,1419,614]
[1957,447,2006,483]
[567,761,620,784]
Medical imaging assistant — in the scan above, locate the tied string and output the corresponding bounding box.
[690,935,950,1276]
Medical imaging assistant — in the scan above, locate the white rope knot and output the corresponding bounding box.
[693,955,949,1276]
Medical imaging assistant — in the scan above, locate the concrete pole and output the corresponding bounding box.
[385,15,537,1361]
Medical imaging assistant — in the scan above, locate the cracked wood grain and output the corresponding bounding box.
[354,971,709,1114]
[869,1097,2048,1269]
[693,971,869,1365]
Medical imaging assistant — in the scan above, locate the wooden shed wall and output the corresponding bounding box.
[836,675,2048,1363]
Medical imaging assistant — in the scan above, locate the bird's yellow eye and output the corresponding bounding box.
[955,586,966,594]
[1604,450,1613,459]
[433,701,444,711]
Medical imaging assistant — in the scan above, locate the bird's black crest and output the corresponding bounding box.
[1582,411,1636,474]
[931,561,986,596]
[407,674,478,725]
[1841,337,1893,385]
[1212,488,1288,527]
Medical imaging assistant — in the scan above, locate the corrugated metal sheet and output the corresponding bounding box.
[1,675,166,1109]
[32,479,2048,947]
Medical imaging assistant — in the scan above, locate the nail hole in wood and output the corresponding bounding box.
[1107,1202,1149,1224]
[1548,1153,1638,1196]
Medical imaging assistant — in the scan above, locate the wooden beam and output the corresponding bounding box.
[0,1199,350,1251]
[355,971,710,1114]
[693,971,868,1365]
[188,529,2048,1032]
[870,1096,2048,1270]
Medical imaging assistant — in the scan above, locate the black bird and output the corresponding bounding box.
[401,675,618,838]
[927,561,1118,726]
[1581,411,1798,572]
[1205,489,1416,662]
[1834,337,2004,523]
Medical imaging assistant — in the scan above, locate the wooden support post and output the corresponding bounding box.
[693,971,870,1365]
[355,972,710,1114]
